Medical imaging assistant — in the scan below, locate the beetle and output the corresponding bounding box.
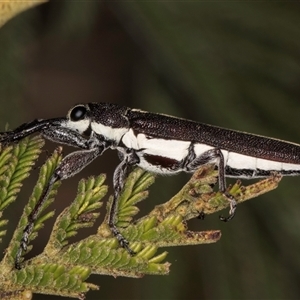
[1,102,300,269]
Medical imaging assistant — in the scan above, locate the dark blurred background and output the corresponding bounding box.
[1,2,300,299]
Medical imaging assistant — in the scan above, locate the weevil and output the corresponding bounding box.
[1,102,300,269]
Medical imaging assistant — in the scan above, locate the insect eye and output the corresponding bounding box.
[69,105,87,121]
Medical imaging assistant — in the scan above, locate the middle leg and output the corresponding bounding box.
[108,149,140,255]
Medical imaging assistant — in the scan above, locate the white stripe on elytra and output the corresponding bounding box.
[194,142,300,175]
[119,129,300,175]
[121,130,190,161]
[226,151,300,174]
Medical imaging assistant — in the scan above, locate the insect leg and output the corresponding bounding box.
[108,150,139,255]
[15,145,106,269]
[185,146,236,222]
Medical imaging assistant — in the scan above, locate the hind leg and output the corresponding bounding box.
[184,145,236,221]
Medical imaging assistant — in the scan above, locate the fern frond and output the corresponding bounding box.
[0,136,44,212]
[0,138,281,299]
[0,136,44,245]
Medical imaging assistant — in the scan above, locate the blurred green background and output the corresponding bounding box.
[1,2,300,299]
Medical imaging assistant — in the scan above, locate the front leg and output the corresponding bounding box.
[108,149,140,255]
[15,144,107,269]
